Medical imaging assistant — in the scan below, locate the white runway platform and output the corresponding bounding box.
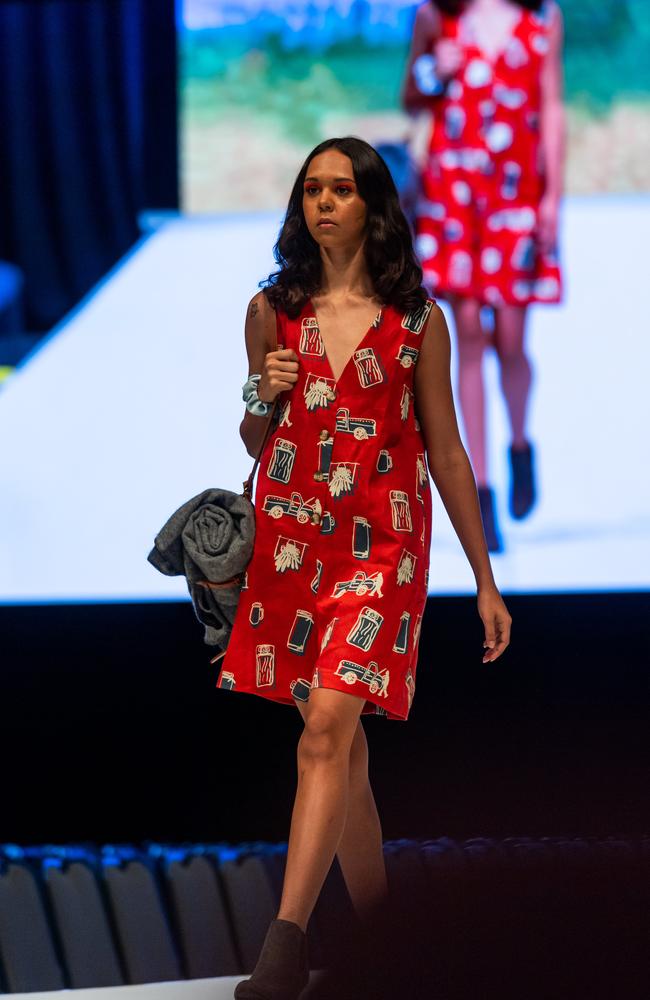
[0,197,648,601]
[8,974,327,1000]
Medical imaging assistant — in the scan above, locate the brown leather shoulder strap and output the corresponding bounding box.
[242,297,280,499]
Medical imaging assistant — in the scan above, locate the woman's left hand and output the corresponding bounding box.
[536,193,560,257]
[477,585,512,663]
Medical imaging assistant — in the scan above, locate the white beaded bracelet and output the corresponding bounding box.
[242,373,272,416]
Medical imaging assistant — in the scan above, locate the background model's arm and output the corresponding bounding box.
[538,2,566,253]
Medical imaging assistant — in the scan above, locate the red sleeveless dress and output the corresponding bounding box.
[216,296,436,721]
[415,2,562,306]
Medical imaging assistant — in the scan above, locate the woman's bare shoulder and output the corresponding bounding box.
[244,289,277,355]
[246,288,276,319]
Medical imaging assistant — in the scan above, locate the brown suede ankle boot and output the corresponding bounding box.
[234,918,309,1000]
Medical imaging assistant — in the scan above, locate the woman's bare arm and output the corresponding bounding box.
[539,2,565,201]
[414,304,511,661]
[239,291,298,458]
[414,304,494,588]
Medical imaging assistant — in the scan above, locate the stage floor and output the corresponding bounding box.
[9,973,328,1000]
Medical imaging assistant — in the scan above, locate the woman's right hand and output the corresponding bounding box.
[433,38,463,80]
[258,348,299,403]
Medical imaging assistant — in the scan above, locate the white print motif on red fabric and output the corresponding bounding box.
[274,536,308,573]
[267,438,297,483]
[405,668,416,710]
[329,461,360,499]
[255,644,275,688]
[218,670,236,689]
[400,385,413,422]
[416,453,428,502]
[320,617,338,652]
[332,570,384,599]
[346,607,384,651]
[311,558,323,594]
[335,658,390,697]
[390,490,413,532]
[401,300,433,334]
[376,449,392,474]
[290,677,312,701]
[353,347,387,388]
[304,372,336,410]
[287,610,314,655]
[393,612,411,653]
[413,613,423,648]
[249,601,264,627]
[263,492,322,524]
[397,549,417,586]
[300,317,324,356]
[315,432,333,484]
[396,345,420,369]
[351,516,371,559]
[335,407,377,439]
[278,400,293,427]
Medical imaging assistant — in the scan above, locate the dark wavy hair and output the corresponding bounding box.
[431,0,542,12]
[261,136,428,319]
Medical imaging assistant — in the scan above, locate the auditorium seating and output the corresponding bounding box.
[0,836,648,992]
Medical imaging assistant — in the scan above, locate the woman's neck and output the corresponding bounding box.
[315,248,376,303]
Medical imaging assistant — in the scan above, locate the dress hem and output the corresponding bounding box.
[215,678,409,722]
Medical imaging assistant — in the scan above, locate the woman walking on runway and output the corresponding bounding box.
[403,0,565,551]
[219,136,510,999]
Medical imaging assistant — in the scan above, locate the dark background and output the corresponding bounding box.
[0,0,177,334]
[4,591,648,845]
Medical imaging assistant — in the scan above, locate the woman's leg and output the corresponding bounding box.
[449,294,489,486]
[277,687,366,932]
[493,304,531,447]
[293,708,387,920]
[333,718,388,919]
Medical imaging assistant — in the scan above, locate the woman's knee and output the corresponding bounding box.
[494,305,527,362]
[298,708,352,766]
[452,296,485,360]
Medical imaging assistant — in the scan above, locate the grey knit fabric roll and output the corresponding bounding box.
[147,488,255,649]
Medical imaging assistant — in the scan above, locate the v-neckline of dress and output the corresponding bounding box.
[458,7,525,65]
[307,297,384,385]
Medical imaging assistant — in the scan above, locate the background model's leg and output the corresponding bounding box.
[449,293,488,486]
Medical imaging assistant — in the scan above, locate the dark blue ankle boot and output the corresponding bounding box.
[234,918,309,999]
[478,485,504,553]
[508,440,536,519]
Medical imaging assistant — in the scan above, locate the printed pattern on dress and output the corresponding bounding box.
[219,295,435,721]
[414,9,562,305]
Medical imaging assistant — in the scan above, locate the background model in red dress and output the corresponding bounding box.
[217,297,436,721]
[415,3,563,306]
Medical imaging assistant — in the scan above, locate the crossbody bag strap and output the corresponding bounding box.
[242,300,280,500]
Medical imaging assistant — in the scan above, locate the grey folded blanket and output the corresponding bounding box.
[147,488,255,650]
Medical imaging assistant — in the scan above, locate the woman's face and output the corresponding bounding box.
[302,150,368,249]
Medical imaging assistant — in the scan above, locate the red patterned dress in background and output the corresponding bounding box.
[415,2,562,306]
[216,297,436,721]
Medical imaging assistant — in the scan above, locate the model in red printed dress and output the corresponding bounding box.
[402,0,566,552]
[224,137,511,1000]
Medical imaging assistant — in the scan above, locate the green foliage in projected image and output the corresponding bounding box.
[180,0,650,144]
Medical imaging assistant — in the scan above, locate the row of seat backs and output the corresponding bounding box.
[0,839,354,993]
[1,835,648,993]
